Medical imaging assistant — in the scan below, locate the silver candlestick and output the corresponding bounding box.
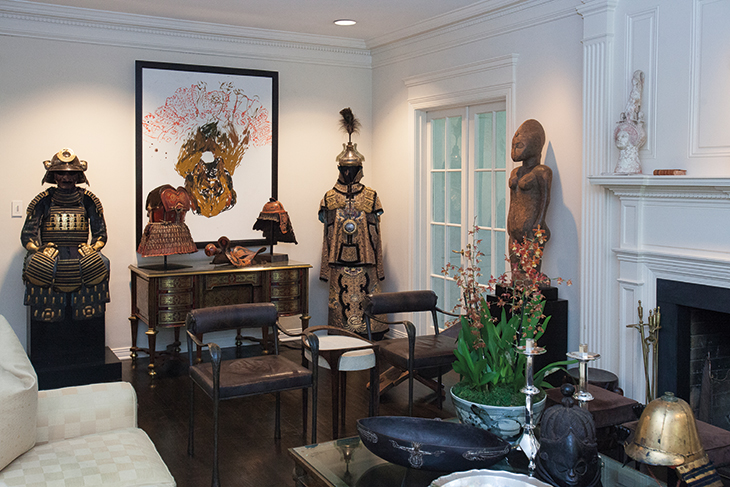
[566,344,600,409]
[517,338,545,475]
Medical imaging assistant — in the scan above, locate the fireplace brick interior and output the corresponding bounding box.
[657,279,730,433]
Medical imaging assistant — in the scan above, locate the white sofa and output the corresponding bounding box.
[0,382,176,487]
[0,315,175,487]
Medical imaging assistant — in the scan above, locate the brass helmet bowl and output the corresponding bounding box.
[336,141,364,167]
[624,392,704,467]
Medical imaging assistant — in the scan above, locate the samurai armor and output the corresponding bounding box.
[137,185,197,257]
[21,181,110,321]
[253,198,297,244]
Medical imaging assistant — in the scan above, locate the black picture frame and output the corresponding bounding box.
[135,60,278,249]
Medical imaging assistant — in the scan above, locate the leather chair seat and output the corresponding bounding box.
[378,334,457,371]
[190,355,312,399]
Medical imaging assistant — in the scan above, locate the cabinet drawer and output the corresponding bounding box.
[158,292,193,308]
[205,272,260,289]
[158,276,194,291]
[158,309,189,325]
[270,283,301,299]
[271,269,301,283]
[271,298,302,315]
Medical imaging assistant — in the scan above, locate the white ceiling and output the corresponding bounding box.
[20,0,493,46]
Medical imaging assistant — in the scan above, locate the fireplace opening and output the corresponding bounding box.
[657,279,730,433]
[690,308,730,431]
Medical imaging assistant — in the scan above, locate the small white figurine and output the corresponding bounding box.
[614,70,646,174]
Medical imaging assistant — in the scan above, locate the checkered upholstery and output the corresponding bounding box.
[36,382,137,445]
[0,428,175,487]
[0,382,175,487]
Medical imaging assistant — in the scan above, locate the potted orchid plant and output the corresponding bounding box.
[442,224,573,440]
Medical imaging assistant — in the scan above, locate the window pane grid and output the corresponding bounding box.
[426,108,505,329]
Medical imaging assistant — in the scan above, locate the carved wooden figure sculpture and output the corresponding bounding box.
[507,119,551,278]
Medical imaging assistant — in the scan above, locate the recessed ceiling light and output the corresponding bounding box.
[334,19,356,26]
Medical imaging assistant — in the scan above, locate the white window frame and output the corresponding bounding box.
[405,54,517,335]
[426,103,509,329]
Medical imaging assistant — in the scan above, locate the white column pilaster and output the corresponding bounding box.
[577,1,618,369]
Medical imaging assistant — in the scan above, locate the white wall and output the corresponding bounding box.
[370,0,585,350]
[0,4,372,354]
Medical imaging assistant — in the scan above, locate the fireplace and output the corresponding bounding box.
[657,279,730,432]
[588,176,730,403]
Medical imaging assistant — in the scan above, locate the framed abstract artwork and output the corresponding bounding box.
[135,60,278,248]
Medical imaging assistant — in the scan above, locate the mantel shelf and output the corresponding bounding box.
[588,175,730,199]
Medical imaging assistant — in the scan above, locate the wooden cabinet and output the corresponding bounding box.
[129,261,311,376]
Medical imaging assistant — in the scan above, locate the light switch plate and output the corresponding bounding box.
[11,200,23,218]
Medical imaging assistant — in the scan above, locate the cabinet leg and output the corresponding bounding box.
[145,328,158,377]
[129,316,139,362]
[173,327,181,354]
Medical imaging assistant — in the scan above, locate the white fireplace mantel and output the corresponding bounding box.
[589,175,730,199]
[587,174,730,402]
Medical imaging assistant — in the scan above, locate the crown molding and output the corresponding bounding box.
[371,0,578,68]
[0,0,372,68]
[366,0,527,49]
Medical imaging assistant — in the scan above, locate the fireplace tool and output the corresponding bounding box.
[566,344,600,409]
[517,338,545,475]
[627,300,661,402]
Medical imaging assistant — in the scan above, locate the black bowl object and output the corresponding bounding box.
[356,416,511,472]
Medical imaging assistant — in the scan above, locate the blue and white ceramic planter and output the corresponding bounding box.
[450,386,547,445]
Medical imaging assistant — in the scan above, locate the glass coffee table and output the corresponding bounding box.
[289,435,665,487]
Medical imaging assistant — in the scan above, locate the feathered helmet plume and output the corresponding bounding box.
[339,107,361,143]
[336,108,365,167]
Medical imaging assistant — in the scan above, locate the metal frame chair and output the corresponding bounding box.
[186,303,318,487]
[302,325,378,439]
[364,290,460,416]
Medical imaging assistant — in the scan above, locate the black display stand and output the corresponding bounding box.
[30,308,121,390]
[489,285,569,386]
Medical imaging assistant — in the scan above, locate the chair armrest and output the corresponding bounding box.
[436,306,461,318]
[36,382,137,445]
[302,330,320,367]
[186,329,222,367]
[364,314,416,340]
[364,313,414,334]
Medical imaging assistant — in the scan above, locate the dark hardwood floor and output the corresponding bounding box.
[123,342,459,487]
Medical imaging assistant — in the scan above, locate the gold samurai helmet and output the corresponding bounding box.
[42,148,89,185]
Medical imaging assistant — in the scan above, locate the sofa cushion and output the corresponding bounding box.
[0,427,176,487]
[0,315,38,470]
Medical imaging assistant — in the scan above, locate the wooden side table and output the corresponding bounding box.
[129,260,311,376]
